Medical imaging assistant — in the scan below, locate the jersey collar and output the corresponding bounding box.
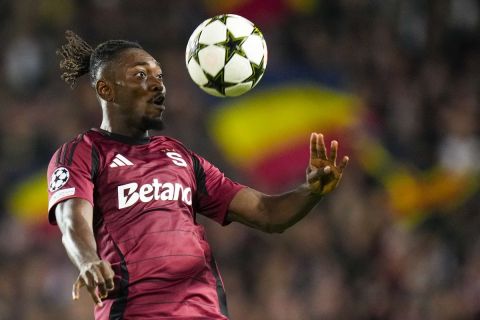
[90,128,152,145]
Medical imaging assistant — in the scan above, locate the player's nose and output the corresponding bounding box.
[148,77,165,93]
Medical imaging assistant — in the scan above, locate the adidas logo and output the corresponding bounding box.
[110,154,134,168]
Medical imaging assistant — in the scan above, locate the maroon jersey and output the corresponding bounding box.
[47,128,244,319]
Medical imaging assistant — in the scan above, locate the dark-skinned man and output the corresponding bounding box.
[48,31,348,320]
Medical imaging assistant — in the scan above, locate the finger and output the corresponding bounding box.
[82,268,105,299]
[99,262,115,292]
[339,156,349,171]
[330,140,338,165]
[310,133,319,160]
[317,133,327,159]
[106,277,115,291]
[72,278,83,301]
[323,166,331,174]
[83,270,95,288]
[91,268,108,299]
[87,285,103,307]
[105,267,116,292]
[97,281,108,299]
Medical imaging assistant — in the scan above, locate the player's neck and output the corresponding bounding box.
[100,120,149,139]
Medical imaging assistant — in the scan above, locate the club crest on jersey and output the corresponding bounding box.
[162,149,188,167]
[49,167,70,192]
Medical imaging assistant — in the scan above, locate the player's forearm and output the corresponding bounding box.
[61,221,101,270]
[228,185,322,233]
[55,200,101,270]
[258,184,322,233]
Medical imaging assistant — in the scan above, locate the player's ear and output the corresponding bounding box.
[96,79,114,102]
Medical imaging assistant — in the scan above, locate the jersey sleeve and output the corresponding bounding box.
[47,138,96,225]
[191,152,245,225]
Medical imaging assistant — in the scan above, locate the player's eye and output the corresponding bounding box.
[156,74,163,80]
[135,71,147,79]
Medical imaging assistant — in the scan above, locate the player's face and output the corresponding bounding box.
[110,48,166,131]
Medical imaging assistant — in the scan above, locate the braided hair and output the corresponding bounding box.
[57,30,142,87]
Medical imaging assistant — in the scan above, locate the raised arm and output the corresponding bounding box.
[227,133,348,233]
[55,198,115,306]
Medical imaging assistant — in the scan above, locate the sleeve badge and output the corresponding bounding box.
[49,167,70,192]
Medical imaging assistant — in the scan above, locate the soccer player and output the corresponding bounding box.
[47,31,349,320]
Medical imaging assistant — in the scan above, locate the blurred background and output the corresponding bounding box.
[0,0,479,319]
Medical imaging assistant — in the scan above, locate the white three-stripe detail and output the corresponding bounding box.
[110,154,134,168]
[116,154,133,165]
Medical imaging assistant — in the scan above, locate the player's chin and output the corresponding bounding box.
[142,116,165,131]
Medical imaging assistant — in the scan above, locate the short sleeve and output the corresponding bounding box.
[47,139,95,225]
[191,153,245,225]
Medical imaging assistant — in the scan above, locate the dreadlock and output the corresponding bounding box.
[57,31,93,87]
[57,30,142,88]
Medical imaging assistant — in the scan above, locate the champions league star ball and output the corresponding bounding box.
[185,14,268,97]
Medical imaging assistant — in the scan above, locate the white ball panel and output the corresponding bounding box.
[199,20,227,45]
[187,59,209,86]
[198,45,226,77]
[225,82,253,97]
[224,54,253,83]
[185,19,210,64]
[241,34,265,65]
[226,15,254,38]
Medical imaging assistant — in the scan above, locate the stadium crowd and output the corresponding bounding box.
[0,0,479,319]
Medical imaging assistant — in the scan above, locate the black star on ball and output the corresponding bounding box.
[203,70,227,95]
[223,31,248,62]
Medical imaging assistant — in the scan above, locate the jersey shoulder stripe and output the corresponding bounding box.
[55,144,63,166]
[55,133,85,166]
[66,136,81,166]
[91,144,100,181]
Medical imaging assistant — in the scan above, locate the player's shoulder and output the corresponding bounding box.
[50,130,97,167]
[54,130,97,148]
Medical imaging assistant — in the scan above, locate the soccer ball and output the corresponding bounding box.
[185,14,268,97]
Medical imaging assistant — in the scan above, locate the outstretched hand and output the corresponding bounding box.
[306,133,349,196]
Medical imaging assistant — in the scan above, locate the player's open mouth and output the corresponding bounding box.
[151,94,165,106]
